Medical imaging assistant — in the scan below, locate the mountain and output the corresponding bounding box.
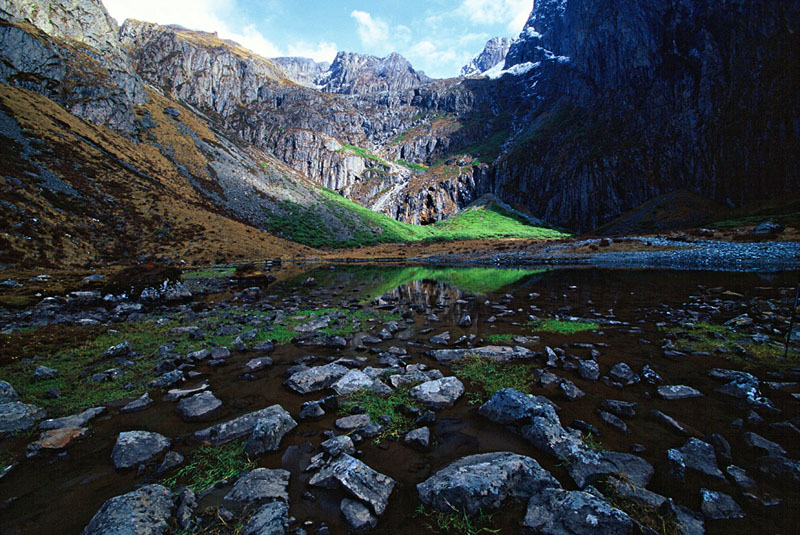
[460,37,513,77]
[0,0,797,268]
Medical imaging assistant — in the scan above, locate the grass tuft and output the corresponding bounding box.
[451,355,536,404]
[340,386,421,442]
[163,441,255,493]
[530,319,600,335]
[414,504,500,535]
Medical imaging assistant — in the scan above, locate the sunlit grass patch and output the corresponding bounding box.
[530,319,600,335]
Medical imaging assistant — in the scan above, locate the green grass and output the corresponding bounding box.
[340,387,421,442]
[182,267,236,279]
[264,186,569,249]
[163,441,255,493]
[414,505,500,535]
[397,159,428,172]
[485,334,517,344]
[711,211,799,229]
[452,355,536,404]
[456,130,509,163]
[336,144,390,167]
[530,319,600,335]
[663,321,796,369]
[581,432,604,451]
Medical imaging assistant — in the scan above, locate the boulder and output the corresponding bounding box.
[607,363,640,386]
[403,426,430,450]
[657,385,703,400]
[243,357,273,373]
[417,452,560,515]
[743,432,786,457]
[82,484,174,535]
[578,360,600,381]
[559,379,585,401]
[245,407,297,457]
[675,438,725,480]
[523,488,633,535]
[522,417,587,459]
[335,414,372,432]
[700,489,745,520]
[409,377,464,408]
[225,468,290,504]
[243,501,289,535]
[322,435,355,457]
[0,401,46,436]
[192,405,293,446]
[429,332,451,345]
[332,370,387,395]
[428,345,534,364]
[479,389,558,425]
[284,363,348,394]
[341,498,377,531]
[309,454,396,515]
[39,406,105,430]
[112,431,170,469]
[33,365,59,382]
[599,400,637,419]
[150,370,184,388]
[175,391,223,422]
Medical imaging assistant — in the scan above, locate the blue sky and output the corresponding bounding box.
[103,0,533,78]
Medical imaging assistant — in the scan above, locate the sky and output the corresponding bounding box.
[103,0,534,78]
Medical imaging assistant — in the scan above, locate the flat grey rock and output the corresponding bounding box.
[309,454,395,515]
[243,357,273,373]
[523,487,633,535]
[428,345,534,364]
[120,393,153,413]
[192,405,292,446]
[700,489,745,520]
[321,435,355,457]
[677,438,725,480]
[567,451,655,489]
[82,484,173,535]
[175,391,222,422]
[335,413,371,431]
[409,377,464,408]
[111,431,170,469]
[743,432,786,457]
[403,426,430,449]
[225,468,290,504]
[417,452,559,515]
[284,363,348,394]
[39,406,105,430]
[657,385,703,400]
[332,369,386,395]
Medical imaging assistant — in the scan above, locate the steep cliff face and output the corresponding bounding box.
[0,0,146,132]
[494,0,800,230]
[460,37,513,77]
[271,56,330,87]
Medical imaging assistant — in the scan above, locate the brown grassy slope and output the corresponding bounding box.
[0,84,312,267]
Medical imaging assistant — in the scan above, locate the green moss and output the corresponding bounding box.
[530,319,600,335]
[414,504,500,535]
[163,441,255,493]
[182,267,236,279]
[485,334,517,344]
[397,159,429,172]
[336,144,390,167]
[452,355,536,404]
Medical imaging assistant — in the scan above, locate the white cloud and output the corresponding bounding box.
[103,0,333,61]
[287,41,338,63]
[350,10,390,50]
[458,0,532,33]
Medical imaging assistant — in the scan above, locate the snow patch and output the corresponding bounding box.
[485,61,539,79]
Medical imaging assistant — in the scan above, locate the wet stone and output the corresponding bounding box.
[39,406,105,430]
[341,498,377,531]
[649,409,691,436]
[157,451,184,474]
[111,431,170,470]
[83,484,173,535]
[577,359,600,381]
[243,501,289,535]
[31,426,88,450]
[193,405,292,446]
[559,379,585,400]
[0,401,46,436]
[657,385,703,400]
[417,452,560,516]
[245,407,297,457]
[243,357,273,373]
[607,363,640,386]
[676,438,725,480]
[335,414,371,432]
[149,370,184,388]
[175,391,223,422]
[429,331,451,345]
[427,345,533,364]
[567,451,654,489]
[600,400,637,419]
[598,411,629,434]
[285,363,348,395]
[409,377,464,409]
[0,380,18,402]
[321,435,355,457]
[523,487,634,535]
[309,454,396,515]
[225,468,290,504]
[165,383,209,402]
[403,426,430,450]
[479,388,558,425]
[743,432,786,457]
[700,489,745,520]
[120,393,153,414]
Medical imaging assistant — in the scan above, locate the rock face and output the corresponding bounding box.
[460,37,513,77]
[82,484,174,535]
[111,431,170,469]
[417,452,560,515]
[271,56,330,87]
[321,52,431,95]
[522,488,634,535]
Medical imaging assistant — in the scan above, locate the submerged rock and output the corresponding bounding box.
[428,345,534,364]
[112,431,170,469]
[418,452,559,516]
[83,484,174,535]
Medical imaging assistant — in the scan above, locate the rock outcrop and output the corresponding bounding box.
[460,37,513,77]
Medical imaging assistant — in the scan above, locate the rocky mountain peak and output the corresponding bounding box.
[460,37,513,77]
[320,50,431,95]
[271,56,331,87]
